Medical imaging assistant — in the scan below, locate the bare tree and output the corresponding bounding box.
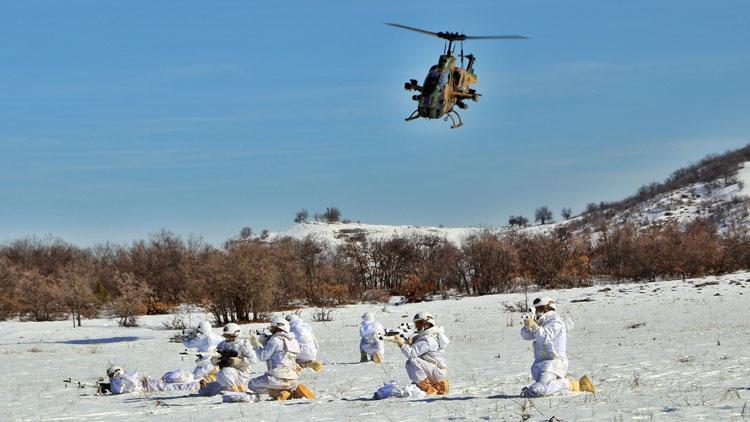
[323,207,342,223]
[239,227,253,239]
[294,209,309,224]
[112,272,152,327]
[561,207,572,220]
[508,215,529,227]
[535,206,553,225]
[61,264,98,327]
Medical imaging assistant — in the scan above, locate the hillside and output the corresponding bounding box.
[266,220,559,247]
[605,161,750,230]
[269,147,750,246]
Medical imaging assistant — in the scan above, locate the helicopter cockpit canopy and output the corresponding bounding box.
[423,69,450,95]
[419,69,450,118]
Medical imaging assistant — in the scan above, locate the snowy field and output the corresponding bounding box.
[2,273,749,421]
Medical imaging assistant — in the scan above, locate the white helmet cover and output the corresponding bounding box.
[285,314,301,324]
[106,365,123,377]
[533,296,556,310]
[362,311,375,321]
[223,322,241,337]
[413,312,434,323]
[270,316,290,332]
[197,321,212,336]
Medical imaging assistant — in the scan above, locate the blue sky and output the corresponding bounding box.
[1,0,749,246]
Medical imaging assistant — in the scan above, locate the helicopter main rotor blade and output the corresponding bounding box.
[386,23,529,41]
[465,35,529,40]
[385,23,440,37]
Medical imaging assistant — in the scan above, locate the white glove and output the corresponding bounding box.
[524,317,539,332]
[249,334,262,349]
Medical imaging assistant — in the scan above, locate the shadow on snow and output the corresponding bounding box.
[58,336,145,345]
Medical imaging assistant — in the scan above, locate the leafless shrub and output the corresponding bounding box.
[28,347,42,353]
[631,373,641,389]
[720,387,740,401]
[502,301,528,313]
[312,308,334,322]
[162,313,191,330]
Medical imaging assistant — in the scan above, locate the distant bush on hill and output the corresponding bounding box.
[580,144,750,222]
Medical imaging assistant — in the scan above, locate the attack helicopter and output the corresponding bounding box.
[387,23,527,129]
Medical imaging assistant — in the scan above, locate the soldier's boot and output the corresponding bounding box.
[230,384,248,393]
[292,383,315,400]
[360,352,369,363]
[432,379,450,395]
[271,389,292,401]
[579,375,596,394]
[308,361,324,372]
[371,353,382,364]
[416,379,437,395]
[568,377,580,392]
[204,367,219,383]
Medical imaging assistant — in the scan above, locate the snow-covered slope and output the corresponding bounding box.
[2,272,749,421]
[267,161,750,247]
[609,161,750,230]
[267,220,559,248]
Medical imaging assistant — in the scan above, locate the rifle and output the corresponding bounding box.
[179,348,239,368]
[179,349,219,360]
[521,277,535,322]
[378,323,413,342]
[63,377,111,394]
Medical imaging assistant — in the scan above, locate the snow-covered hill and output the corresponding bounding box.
[608,161,750,230]
[266,220,560,248]
[267,160,750,247]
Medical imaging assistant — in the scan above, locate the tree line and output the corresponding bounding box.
[1,219,748,325]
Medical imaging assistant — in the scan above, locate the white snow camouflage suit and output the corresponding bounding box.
[520,310,571,396]
[400,326,449,384]
[248,331,302,394]
[289,317,319,362]
[182,330,222,379]
[359,319,385,358]
[214,338,258,390]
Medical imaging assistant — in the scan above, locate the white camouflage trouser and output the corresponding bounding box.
[524,360,570,397]
[405,357,447,384]
[298,344,317,362]
[360,338,385,357]
[192,357,216,380]
[143,378,201,392]
[216,367,252,389]
[247,374,297,395]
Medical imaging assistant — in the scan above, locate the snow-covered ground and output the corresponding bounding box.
[2,273,749,421]
[267,220,560,248]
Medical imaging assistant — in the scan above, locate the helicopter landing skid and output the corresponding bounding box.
[444,110,463,129]
[405,110,420,121]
